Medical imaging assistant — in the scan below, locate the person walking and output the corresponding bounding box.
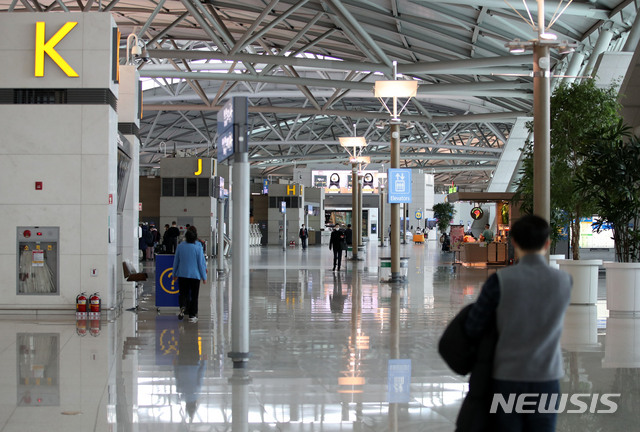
[299,224,308,250]
[462,215,572,431]
[172,229,207,323]
[167,221,181,254]
[344,224,353,259]
[144,225,155,261]
[162,224,171,253]
[329,226,346,271]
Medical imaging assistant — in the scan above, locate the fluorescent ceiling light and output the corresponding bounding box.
[374,80,418,98]
[339,136,367,148]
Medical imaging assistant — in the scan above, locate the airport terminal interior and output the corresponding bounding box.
[2,0,640,430]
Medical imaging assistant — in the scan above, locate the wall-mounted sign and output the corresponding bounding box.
[471,207,484,220]
[194,158,203,176]
[35,21,79,77]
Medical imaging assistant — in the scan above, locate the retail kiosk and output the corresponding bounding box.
[447,192,521,266]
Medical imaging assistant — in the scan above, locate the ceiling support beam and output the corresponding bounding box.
[324,0,394,69]
[143,104,525,124]
[140,69,532,96]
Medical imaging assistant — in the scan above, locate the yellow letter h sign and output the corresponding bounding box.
[35,21,79,77]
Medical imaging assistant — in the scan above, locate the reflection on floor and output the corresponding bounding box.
[0,241,638,431]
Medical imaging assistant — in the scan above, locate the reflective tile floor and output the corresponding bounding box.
[1,241,639,431]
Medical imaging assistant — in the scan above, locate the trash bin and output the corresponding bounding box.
[379,257,409,281]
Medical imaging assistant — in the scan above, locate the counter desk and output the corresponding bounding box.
[459,242,508,266]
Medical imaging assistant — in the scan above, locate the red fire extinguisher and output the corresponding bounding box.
[89,293,101,313]
[76,293,88,313]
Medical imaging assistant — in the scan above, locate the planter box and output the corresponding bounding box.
[549,254,566,270]
[558,259,602,305]
[605,262,640,313]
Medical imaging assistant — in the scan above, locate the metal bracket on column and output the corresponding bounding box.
[228,352,251,368]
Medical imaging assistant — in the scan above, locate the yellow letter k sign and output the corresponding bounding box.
[35,21,79,77]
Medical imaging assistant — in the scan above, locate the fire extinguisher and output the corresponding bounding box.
[89,293,101,313]
[76,293,88,313]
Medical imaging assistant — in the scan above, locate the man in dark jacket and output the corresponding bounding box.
[329,226,346,271]
[167,221,181,254]
[299,224,308,249]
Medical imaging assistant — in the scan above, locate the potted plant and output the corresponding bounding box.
[514,80,621,260]
[577,121,640,312]
[433,202,456,235]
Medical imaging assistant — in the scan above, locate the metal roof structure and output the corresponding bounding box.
[2,0,638,191]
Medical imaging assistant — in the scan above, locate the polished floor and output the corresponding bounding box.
[1,240,638,431]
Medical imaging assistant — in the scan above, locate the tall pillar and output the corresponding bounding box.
[351,164,359,259]
[584,26,614,78]
[230,151,250,367]
[379,184,385,247]
[357,172,363,250]
[390,123,401,281]
[562,51,585,85]
[533,43,551,224]
[217,198,225,276]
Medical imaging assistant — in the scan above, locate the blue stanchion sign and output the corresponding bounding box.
[155,254,179,307]
[388,359,412,403]
[388,168,412,203]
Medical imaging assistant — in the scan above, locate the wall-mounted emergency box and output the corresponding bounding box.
[17,227,59,295]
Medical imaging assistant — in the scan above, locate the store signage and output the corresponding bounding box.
[471,207,484,220]
[388,168,412,203]
[415,211,423,220]
[35,21,79,77]
[216,97,248,162]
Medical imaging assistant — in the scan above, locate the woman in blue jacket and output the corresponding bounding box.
[172,228,207,322]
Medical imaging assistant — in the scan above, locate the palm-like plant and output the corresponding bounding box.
[577,121,640,263]
[433,202,456,234]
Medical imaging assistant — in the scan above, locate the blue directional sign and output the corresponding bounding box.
[388,168,412,203]
[217,97,248,163]
[388,359,412,403]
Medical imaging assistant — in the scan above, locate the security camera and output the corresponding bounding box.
[138,48,150,62]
